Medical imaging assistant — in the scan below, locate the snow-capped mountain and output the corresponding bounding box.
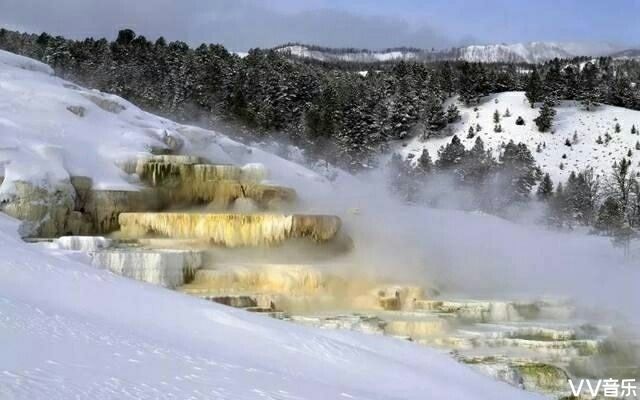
[277,42,619,64]
[452,42,572,64]
[276,44,424,63]
[610,48,640,60]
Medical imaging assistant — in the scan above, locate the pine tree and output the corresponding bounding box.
[436,135,466,170]
[494,124,502,133]
[547,181,570,227]
[515,116,525,126]
[493,109,500,124]
[537,173,554,200]
[632,125,637,135]
[462,136,496,185]
[476,123,482,132]
[596,197,624,234]
[572,131,579,144]
[596,135,603,145]
[446,104,460,123]
[467,126,475,139]
[499,140,537,202]
[388,153,415,202]
[525,68,543,107]
[415,148,433,176]
[565,138,572,147]
[578,62,601,111]
[504,108,511,117]
[534,99,556,132]
[615,122,621,133]
[543,58,564,99]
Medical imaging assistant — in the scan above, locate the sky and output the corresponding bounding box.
[0,0,639,51]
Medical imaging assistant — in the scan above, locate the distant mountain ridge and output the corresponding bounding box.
[276,42,636,64]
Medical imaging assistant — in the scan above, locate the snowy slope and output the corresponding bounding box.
[401,91,640,185]
[0,50,543,399]
[0,50,327,198]
[455,42,572,64]
[610,48,640,60]
[0,213,543,400]
[277,45,421,63]
[277,42,601,64]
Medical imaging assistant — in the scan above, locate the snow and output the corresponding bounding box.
[277,45,419,63]
[0,50,326,200]
[0,49,544,400]
[401,91,640,185]
[458,42,572,64]
[0,50,53,75]
[276,42,602,64]
[52,236,112,252]
[0,213,541,399]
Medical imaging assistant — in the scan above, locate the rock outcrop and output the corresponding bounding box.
[0,180,76,237]
[53,235,112,251]
[91,249,204,288]
[118,213,344,247]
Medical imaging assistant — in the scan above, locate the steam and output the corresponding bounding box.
[270,148,640,328]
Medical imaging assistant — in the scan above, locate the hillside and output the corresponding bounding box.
[0,50,549,400]
[277,42,607,64]
[0,50,328,197]
[399,91,640,185]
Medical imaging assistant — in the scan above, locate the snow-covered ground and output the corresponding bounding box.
[0,49,327,197]
[0,50,546,399]
[401,91,640,185]
[0,213,543,400]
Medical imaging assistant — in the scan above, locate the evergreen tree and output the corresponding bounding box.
[388,153,416,202]
[446,104,461,123]
[610,158,634,213]
[547,181,570,228]
[525,68,543,107]
[436,135,466,170]
[534,99,556,132]
[415,148,433,176]
[596,197,624,234]
[462,136,496,185]
[578,62,602,111]
[543,58,564,99]
[615,122,621,133]
[499,140,537,202]
[632,124,637,135]
[537,173,554,200]
[515,116,525,126]
[493,109,500,123]
[467,126,475,139]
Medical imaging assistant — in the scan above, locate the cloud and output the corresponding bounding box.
[0,0,451,51]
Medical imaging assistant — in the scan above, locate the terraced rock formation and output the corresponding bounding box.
[16,153,639,399]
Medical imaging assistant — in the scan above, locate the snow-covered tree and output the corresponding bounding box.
[534,99,556,132]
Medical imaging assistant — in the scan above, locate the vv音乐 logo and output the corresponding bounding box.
[568,379,638,398]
